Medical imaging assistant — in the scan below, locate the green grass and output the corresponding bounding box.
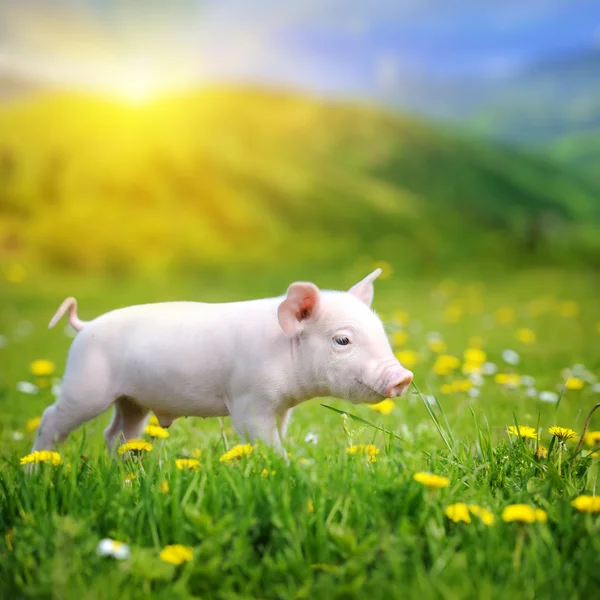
[1,268,599,599]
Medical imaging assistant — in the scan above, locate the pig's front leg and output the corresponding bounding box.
[230,396,287,459]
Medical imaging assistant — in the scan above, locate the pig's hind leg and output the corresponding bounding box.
[104,396,149,451]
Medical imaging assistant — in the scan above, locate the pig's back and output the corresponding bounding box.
[70,299,284,415]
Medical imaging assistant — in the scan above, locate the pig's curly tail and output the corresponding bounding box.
[48,297,86,332]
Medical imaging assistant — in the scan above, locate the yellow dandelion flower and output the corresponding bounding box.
[20,451,62,466]
[124,473,136,484]
[148,415,160,426]
[307,499,315,513]
[445,503,471,523]
[346,444,380,463]
[192,448,202,458]
[29,360,55,377]
[558,301,579,317]
[443,305,462,323]
[391,330,408,347]
[144,425,169,438]
[494,307,515,324]
[452,379,473,393]
[583,431,600,447]
[26,416,41,433]
[428,338,447,354]
[464,348,486,365]
[433,354,460,375]
[260,468,276,478]
[516,328,536,344]
[507,425,538,440]
[571,495,600,514]
[219,443,253,463]
[159,544,193,565]
[534,445,548,460]
[462,362,482,375]
[160,480,169,493]
[565,378,584,391]
[495,373,521,388]
[501,504,547,524]
[395,349,418,368]
[549,427,578,442]
[468,505,495,525]
[440,383,454,395]
[369,399,395,415]
[413,472,450,489]
[117,439,153,455]
[175,458,200,471]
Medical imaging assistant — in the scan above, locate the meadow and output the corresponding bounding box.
[1,265,599,599]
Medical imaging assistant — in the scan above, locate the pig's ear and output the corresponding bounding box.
[348,268,382,307]
[277,282,322,335]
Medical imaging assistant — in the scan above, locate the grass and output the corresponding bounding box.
[1,267,599,599]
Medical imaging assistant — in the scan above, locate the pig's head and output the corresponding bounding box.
[277,269,413,403]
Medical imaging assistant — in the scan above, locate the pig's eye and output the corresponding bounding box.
[334,336,350,346]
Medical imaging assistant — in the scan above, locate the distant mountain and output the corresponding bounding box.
[0,88,598,273]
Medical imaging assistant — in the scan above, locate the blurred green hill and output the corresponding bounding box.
[0,88,599,275]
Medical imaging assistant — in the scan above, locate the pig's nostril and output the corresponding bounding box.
[386,371,414,398]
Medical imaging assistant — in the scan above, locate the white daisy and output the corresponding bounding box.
[304,432,319,444]
[482,362,498,376]
[97,538,130,560]
[521,375,536,388]
[525,387,538,398]
[467,387,480,398]
[16,381,38,394]
[539,391,559,403]
[502,349,520,365]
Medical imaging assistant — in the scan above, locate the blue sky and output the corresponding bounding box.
[0,0,598,97]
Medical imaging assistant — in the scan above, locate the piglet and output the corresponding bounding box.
[33,269,413,456]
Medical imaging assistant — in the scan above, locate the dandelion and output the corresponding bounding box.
[502,505,547,524]
[516,328,536,344]
[29,360,55,377]
[462,362,482,376]
[148,415,160,426]
[440,383,454,395]
[558,301,579,317]
[159,544,193,565]
[433,354,460,375]
[468,505,495,525]
[369,399,395,415]
[175,458,200,471]
[565,378,584,391]
[97,539,130,560]
[124,473,136,485]
[260,468,276,478]
[501,349,520,365]
[144,425,169,438]
[445,503,471,523]
[117,440,153,455]
[464,348,486,365]
[346,444,380,463]
[495,307,515,324]
[391,330,408,347]
[549,427,578,442]
[160,480,169,493]
[413,472,450,489]
[444,305,462,323]
[534,445,548,460]
[307,499,315,513]
[495,373,521,388]
[395,349,418,368]
[17,382,38,395]
[192,448,202,458]
[20,451,62,466]
[507,425,538,440]
[583,431,600,446]
[219,443,253,463]
[428,338,447,354]
[571,495,600,514]
[539,391,558,403]
[26,416,41,432]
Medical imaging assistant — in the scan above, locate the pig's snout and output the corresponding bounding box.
[384,368,414,398]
